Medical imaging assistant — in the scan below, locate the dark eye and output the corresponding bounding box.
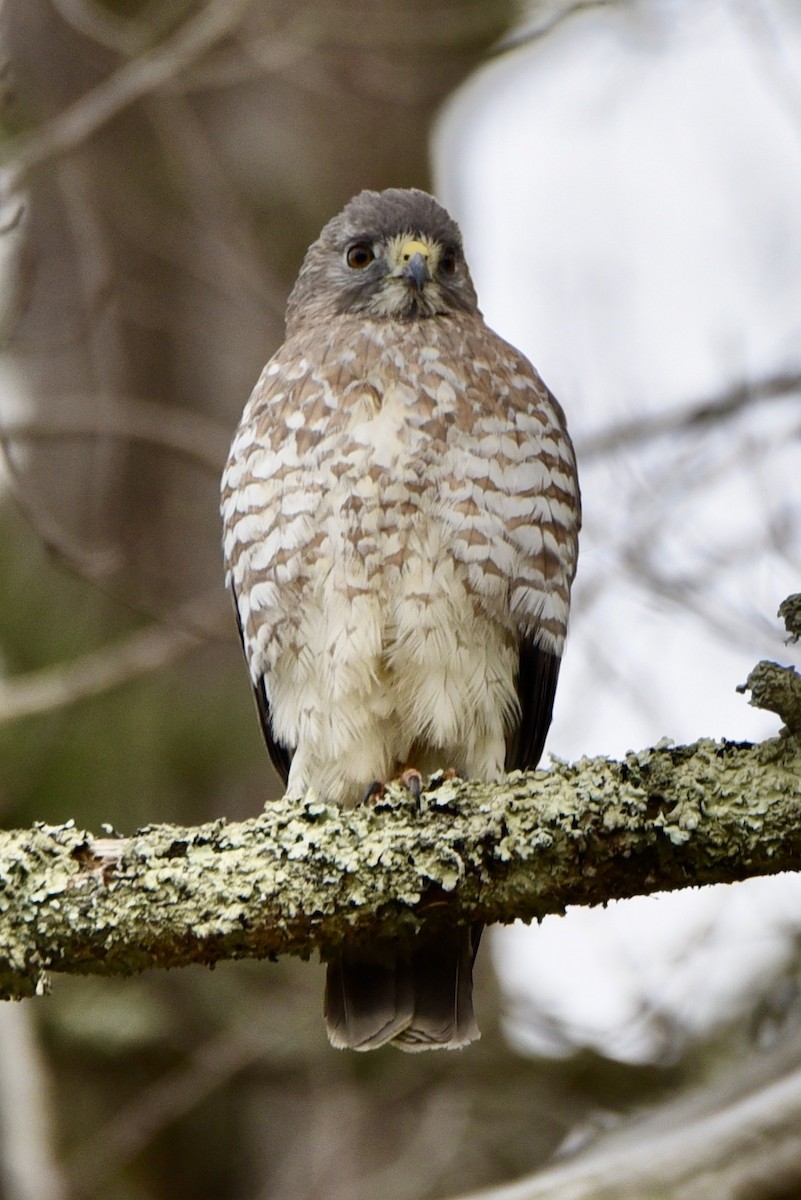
[439,247,457,275]
[346,243,374,269]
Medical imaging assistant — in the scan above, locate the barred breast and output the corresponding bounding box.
[221,311,579,805]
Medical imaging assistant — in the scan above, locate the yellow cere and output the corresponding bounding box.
[384,234,444,274]
[400,239,430,261]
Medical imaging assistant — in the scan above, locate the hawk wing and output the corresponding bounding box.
[506,637,562,772]
[473,355,577,776]
[231,585,292,785]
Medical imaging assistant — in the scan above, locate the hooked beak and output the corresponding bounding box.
[399,239,431,292]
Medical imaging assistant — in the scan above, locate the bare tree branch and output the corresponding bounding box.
[490,0,619,60]
[576,370,801,460]
[0,591,227,726]
[65,1021,265,1196]
[1,393,231,471]
[447,1049,801,1200]
[47,0,150,58]
[2,0,254,181]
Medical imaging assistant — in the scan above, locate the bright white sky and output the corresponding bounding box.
[434,0,801,1062]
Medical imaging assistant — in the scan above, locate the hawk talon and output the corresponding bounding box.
[400,768,424,801]
[362,780,387,805]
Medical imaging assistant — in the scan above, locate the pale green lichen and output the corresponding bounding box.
[779,593,801,643]
[0,730,799,996]
[738,660,801,737]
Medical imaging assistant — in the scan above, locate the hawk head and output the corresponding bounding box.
[285,188,480,333]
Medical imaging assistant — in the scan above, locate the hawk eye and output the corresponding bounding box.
[439,247,457,276]
[346,242,374,270]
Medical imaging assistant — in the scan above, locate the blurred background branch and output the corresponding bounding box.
[0,590,224,724]
[577,369,801,460]
[3,0,255,179]
[449,1031,801,1200]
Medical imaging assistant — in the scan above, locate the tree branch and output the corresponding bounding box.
[446,1041,801,1200]
[0,616,201,726]
[1,725,799,1002]
[2,0,254,181]
[576,369,801,460]
[2,600,798,1002]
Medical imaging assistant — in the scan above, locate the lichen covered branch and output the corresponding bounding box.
[1,732,799,1001]
[737,594,801,736]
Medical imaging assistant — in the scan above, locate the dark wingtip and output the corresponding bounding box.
[506,638,562,771]
[229,585,292,784]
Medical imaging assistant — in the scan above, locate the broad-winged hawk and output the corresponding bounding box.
[221,188,580,1051]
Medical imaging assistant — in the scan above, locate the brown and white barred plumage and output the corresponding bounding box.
[221,188,580,1051]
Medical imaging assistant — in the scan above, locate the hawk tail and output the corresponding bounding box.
[324,926,481,1052]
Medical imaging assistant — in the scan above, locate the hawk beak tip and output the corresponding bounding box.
[401,253,430,293]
